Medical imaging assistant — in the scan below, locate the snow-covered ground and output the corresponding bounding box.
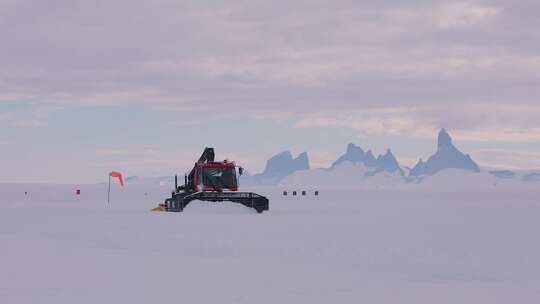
[1,182,540,303]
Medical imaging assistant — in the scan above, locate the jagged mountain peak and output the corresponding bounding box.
[295,152,310,168]
[243,150,310,185]
[414,158,425,167]
[332,144,403,176]
[346,143,365,154]
[264,150,309,172]
[410,129,480,177]
[297,151,309,158]
[364,150,377,165]
[273,150,293,159]
[373,149,402,174]
[438,128,453,150]
[410,158,426,176]
[331,143,367,168]
[376,149,395,161]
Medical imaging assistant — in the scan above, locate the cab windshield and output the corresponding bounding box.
[201,167,237,189]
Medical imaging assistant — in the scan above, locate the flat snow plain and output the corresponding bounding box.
[1,183,540,303]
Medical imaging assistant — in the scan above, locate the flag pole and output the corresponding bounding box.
[107,173,111,205]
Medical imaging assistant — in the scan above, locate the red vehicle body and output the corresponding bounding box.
[192,161,239,192]
[159,147,269,213]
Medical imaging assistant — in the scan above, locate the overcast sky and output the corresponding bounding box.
[1,0,540,183]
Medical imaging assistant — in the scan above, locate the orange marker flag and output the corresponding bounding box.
[110,171,124,187]
[107,171,124,205]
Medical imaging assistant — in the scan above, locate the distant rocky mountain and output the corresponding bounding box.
[489,170,516,179]
[281,161,405,190]
[331,143,377,168]
[124,129,537,189]
[124,175,174,185]
[331,143,404,176]
[369,149,404,176]
[125,176,141,183]
[245,129,482,186]
[241,151,310,185]
[523,172,540,182]
[409,128,480,177]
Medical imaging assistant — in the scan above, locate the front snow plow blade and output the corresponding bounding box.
[164,191,269,214]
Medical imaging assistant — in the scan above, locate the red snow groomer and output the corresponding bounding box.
[157,147,269,213]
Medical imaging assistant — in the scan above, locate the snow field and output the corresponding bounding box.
[1,183,540,303]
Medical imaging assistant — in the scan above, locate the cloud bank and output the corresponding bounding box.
[1,0,539,181]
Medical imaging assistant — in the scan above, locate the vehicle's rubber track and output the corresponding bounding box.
[164,191,269,213]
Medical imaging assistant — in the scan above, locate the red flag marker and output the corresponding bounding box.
[107,171,124,205]
[110,171,124,187]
